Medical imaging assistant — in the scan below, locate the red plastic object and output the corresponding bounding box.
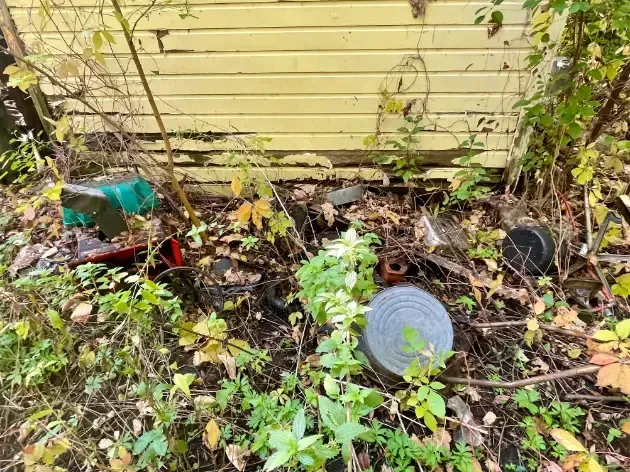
[69,237,183,277]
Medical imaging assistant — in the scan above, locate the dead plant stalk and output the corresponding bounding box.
[109,0,206,239]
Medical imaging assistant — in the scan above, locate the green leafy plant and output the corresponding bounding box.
[399,327,453,432]
[296,229,379,324]
[0,133,47,184]
[374,114,425,182]
[446,135,490,204]
[263,408,336,471]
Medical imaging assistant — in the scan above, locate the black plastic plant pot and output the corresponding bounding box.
[502,225,558,276]
[357,285,454,385]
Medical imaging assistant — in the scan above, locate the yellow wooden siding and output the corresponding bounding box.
[67,94,519,115]
[11,0,530,181]
[138,133,513,151]
[12,2,530,32]
[26,27,529,53]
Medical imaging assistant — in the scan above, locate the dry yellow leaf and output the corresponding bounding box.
[227,338,251,357]
[473,287,482,304]
[596,362,630,394]
[236,202,252,224]
[621,421,630,434]
[253,200,272,218]
[561,454,586,470]
[527,318,540,331]
[582,456,605,472]
[533,299,546,315]
[203,419,221,451]
[231,175,243,196]
[251,208,263,229]
[549,428,586,452]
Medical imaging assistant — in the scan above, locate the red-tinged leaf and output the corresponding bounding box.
[589,352,620,366]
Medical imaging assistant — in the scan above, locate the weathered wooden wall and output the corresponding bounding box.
[8,0,531,183]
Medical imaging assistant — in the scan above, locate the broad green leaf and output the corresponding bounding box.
[297,435,321,451]
[592,330,619,342]
[263,450,292,471]
[318,396,347,430]
[334,422,369,443]
[297,453,315,466]
[46,309,64,329]
[92,31,103,50]
[616,320,630,340]
[269,430,294,450]
[424,411,438,432]
[491,10,504,24]
[364,389,384,408]
[427,391,446,418]
[293,409,306,440]
[324,374,339,397]
[567,122,582,140]
[402,326,418,344]
[171,373,195,398]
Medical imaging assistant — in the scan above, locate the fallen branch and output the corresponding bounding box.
[440,364,600,389]
[466,320,590,339]
[564,393,629,403]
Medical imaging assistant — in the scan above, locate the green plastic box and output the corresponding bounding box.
[62,176,159,227]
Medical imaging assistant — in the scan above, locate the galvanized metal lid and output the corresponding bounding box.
[359,285,453,380]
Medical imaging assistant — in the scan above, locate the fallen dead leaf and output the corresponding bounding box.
[483,411,497,426]
[71,303,93,323]
[62,293,88,313]
[420,427,452,451]
[23,207,36,222]
[531,357,550,374]
[533,298,546,315]
[464,386,480,402]
[562,454,587,471]
[589,352,620,366]
[294,184,317,200]
[597,362,630,394]
[321,202,338,226]
[486,459,502,472]
[550,429,586,452]
[203,419,221,451]
[493,395,510,405]
[98,438,114,449]
[224,268,262,285]
[543,461,563,472]
[218,353,237,379]
[132,419,142,437]
[472,459,483,472]
[621,421,630,434]
[225,444,249,471]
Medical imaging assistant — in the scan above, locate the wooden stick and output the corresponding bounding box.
[466,320,590,339]
[110,0,206,240]
[564,394,629,403]
[440,364,600,389]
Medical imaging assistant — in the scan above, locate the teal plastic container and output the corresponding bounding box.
[62,176,159,227]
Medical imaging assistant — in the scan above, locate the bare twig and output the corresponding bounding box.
[440,364,600,389]
[466,320,590,339]
[110,0,206,239]
[564,394,629,403]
